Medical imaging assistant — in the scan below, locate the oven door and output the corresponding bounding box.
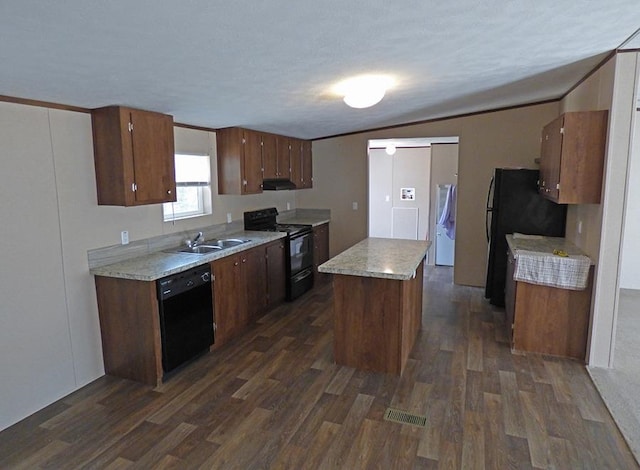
[288,231,314,277]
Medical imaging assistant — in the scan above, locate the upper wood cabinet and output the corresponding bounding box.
[290,138,313,189]
[92,106,176,206]
[301,140,313,189]
[538,110,608,204]
[217,127,312,193]
[261,132,278,180]
[216,127,264,195]
[262,133,291,180]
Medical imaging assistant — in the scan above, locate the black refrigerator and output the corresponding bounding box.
[485,168,567,306]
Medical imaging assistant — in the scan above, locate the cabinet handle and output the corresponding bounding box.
[167,190,172,195]
[234,261,238,266]
[242,258,246,263]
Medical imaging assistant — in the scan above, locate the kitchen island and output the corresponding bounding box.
[318,237,430,375]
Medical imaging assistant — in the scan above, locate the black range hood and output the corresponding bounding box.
[262,178,297,191]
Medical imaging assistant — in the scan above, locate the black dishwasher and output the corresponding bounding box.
[157,265,214,375]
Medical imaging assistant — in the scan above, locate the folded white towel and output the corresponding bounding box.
[514,250,591,290]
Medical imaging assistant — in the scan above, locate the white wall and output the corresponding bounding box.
[368,148,394,237]
[391,147,430,240]
[0,104,77,430]
[619,85,640,289]
[0,102,304,431]
[369,147,430,240]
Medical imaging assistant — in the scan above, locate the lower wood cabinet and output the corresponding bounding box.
[94,276,163,386]
[313,223,330,285]
[211,240,286,348]
[266,240,286,307]
[211,253,249,348]
[505,248,593,360]
[94,240,288,385]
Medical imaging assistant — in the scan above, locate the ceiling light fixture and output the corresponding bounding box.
[385,143,396,155]
[333,75,395,109]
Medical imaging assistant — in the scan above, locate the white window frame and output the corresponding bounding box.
[163,153,212,222]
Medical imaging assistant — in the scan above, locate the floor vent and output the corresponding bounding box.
[383,408,427,428]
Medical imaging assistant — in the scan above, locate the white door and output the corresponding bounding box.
[435,184,455,266]
[392,207,419,240]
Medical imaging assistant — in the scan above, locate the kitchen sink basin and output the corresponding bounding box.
[177,245,223,254]
[215,238,247,248]
[168,238,250,255]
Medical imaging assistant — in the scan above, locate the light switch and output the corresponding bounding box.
[385,195,390,202]
[226,213,233,223]
[352,202,358,210]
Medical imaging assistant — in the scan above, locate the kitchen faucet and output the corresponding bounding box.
[186,231,204,248]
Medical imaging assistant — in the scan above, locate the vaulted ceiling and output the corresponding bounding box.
[1,1,639,139]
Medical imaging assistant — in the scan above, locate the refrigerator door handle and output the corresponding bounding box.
[486,175,494,242]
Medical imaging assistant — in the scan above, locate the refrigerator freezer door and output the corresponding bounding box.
[485,168,567,306]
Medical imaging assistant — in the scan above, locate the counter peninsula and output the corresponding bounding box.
[318,238,430,375]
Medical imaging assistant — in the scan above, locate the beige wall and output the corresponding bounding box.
[561,57,616,261]
[299,102,559,286]
[0,102,305,431]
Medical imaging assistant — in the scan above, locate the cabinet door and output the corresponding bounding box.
[243,130,264,194]
[539,115,563,201]
[276,136,291,179]
[212,255,245,347]
[313,224,330,284]
[92,106,176,206]
[243,247,267,320]
[216,127,243,195]
[289,139,303,188]
[266,240,286,306]
[129,109,176,204]
[505,249,517,346]
[558,111,608,203]
[301,140,313,189]
[261,132,278,179]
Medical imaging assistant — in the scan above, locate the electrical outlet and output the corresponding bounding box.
[352,202,358,210]
[121,230,129,245]
[286,202,291,210]
[226,213,232,223]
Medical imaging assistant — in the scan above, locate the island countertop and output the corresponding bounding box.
[318,237,430,281]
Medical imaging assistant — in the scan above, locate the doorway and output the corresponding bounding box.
[367,138,459,265]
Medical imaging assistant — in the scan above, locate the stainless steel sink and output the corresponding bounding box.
[177,245,223,254]
[215,238,247,248]
[168,238,250,255]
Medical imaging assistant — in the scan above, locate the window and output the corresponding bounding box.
[163,154,212,222]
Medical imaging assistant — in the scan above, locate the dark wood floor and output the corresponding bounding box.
[1,267,637,469]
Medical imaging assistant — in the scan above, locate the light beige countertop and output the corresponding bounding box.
[280,216,330,227]
[506,234,592,261]
[318,237,430,280]
[90,231,285,281]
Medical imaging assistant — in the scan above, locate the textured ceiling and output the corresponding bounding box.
[1,1,639,139]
